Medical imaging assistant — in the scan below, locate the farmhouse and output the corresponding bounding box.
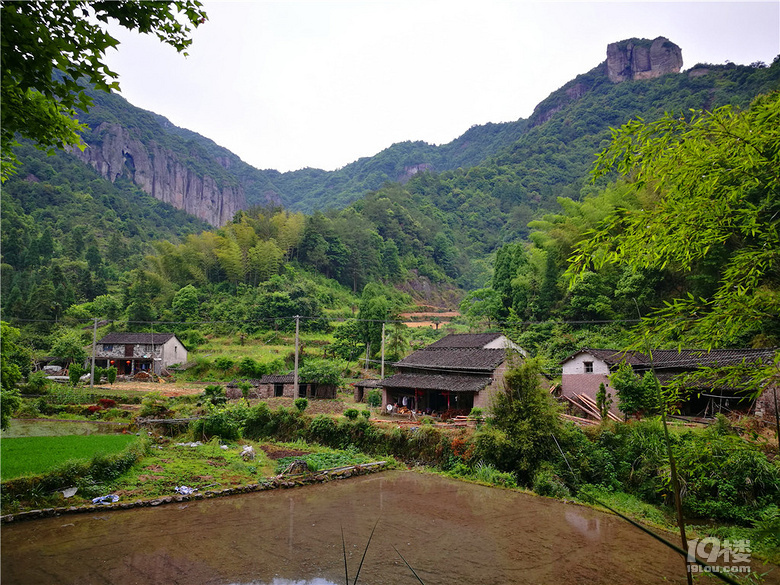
[379,333,526,416]
[94,332,187,375]
[560,347,778,419]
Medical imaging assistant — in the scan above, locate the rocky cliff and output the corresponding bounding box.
[606,37,683,83]
[74,123,245,227]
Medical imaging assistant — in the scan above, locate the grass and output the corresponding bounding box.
[1,434,138,480]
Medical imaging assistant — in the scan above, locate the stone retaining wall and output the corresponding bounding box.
[1,461,387,524]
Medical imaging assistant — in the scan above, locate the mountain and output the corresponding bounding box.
[72,86,527,224]
[68,38,778,229]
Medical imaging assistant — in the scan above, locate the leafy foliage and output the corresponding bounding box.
[1,1,207,179]
[570,92,780,350]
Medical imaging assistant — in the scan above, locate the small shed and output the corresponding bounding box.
[226,374,337,400]
[353,378,383,403]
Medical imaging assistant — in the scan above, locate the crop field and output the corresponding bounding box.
[1,435,138,480]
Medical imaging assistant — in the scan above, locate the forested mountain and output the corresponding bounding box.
[73,85,528,219]
[2,40,778,361]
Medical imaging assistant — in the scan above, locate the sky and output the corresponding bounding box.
[103,1,780,173]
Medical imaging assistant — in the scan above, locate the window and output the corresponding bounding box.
[584,361,594,373]
[103,344,113,351]
[274,383,284,397]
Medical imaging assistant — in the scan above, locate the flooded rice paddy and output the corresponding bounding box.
[2,471,777,584]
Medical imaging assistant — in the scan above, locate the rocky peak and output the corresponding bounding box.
[73,123,245,227]
[606,37,683,83]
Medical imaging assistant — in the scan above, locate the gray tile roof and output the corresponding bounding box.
[98,332,178,345]
[258,374,295,384]
[563,347,777,369]
[426,333,504,349]
[395,348,507,371]
[353,379,383,388]
[380,373,493,393]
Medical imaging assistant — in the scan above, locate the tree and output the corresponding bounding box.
[596,382,613,419]
[569,92,780,351]
[172,284,199,323]
[1,322,25,430]
[611,362,644,419]
[459,288,503,327]
[1,1,208,180]
[50,329,88,366]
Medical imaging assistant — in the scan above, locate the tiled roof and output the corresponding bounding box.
[98,332,178,345]
[353,379,383,388]
[650,349,776,369]
[426,333,504,349]
[563,347,777,369]
[380,373,493,393]
[395,348,507,371]
[258,374,295,384]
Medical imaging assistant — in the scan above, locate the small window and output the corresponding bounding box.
[584,361,594,373]
[103,344,113,351]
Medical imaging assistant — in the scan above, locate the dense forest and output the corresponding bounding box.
[2,54,779,368]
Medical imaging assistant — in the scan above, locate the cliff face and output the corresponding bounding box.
[607,37,683,83]
[75,123,245,227]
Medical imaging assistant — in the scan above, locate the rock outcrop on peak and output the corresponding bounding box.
[607,37,683,83]
[74,122,245,227]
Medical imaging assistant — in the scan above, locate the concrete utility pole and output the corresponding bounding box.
[293,315,300,397]
[380,323,386,379]
[90,318,98,389]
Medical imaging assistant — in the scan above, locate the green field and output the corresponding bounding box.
[1,435,138,480]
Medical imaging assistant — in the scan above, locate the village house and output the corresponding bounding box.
[378,333,526,416]
[93,332,187,375]
[226,374,338,400]
[560,347,778,419]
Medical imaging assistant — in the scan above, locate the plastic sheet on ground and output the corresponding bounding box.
[92,494,119,505]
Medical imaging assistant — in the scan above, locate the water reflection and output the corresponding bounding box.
[230,580,337,585]
[3,471,776,585]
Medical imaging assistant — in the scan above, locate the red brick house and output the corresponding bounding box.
[379,333,526,415]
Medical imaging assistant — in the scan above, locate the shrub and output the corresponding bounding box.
[469,407,483,419]
[361,410,370,420]
[308,414,339,447]
[238,357,265,378]
[214,357,235,371]
[24,371,50,395]
[138,392,171,419]
[294,398,308,412]
[243,402,274,440]
[68,364,83,387]
[203,385,226,406]
[98,398,116,409]
[366,389,382,408]
[344,408,359,421]
[190,406,242,441]
[533,463,571,498]
[106,366,117,385]
[237,381,253,399]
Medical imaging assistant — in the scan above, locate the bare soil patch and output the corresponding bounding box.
[259,445,311,460]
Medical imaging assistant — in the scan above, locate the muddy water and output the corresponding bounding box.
[2,471,777,585]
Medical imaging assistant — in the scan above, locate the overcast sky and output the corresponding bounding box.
[103,1,780,173]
